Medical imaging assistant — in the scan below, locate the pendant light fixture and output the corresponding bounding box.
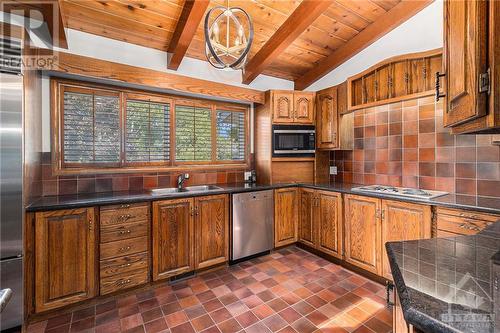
[204,0,253,70]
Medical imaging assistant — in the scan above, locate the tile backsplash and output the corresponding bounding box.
[330,96,500,200]
[40,152,250,196]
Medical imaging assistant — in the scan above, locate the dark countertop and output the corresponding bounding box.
[26,182,500,214]
[386,221,500,333]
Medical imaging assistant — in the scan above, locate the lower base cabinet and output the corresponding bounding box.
[34,208,97,313]
[299,189,343,259]
[344,194,431,278]
[435,207,498,237]
[274,188,299,247]
[152,194,228,281]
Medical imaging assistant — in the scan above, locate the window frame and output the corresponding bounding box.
[51,78,250,175]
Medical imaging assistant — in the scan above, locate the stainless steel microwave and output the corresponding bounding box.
[272,125,315,157]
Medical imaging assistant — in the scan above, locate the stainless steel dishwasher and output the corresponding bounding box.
[232,190,274,261]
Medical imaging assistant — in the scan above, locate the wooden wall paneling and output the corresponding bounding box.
[380,200,431,280]
[167,0,210,70]
[242,0,333,84]
[299,188,316,247]
[255,93,272,185]
[344,194,381,275]
[337,81,348,115]
[294,0,434,90]
[39,52,265,104]
[274,188,298,247]
[152,198,195,281]
[314,150,330,184]
[194,194,229,269]
[442,0,488,127]
[339,112,354,150]
[34,208,97,313]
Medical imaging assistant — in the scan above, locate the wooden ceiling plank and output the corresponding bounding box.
[167,0,209,70]
[242,0,333,85]
[294,0,434,90]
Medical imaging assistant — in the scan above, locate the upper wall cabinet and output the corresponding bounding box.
[347,49,442,112]
[441,0,500,134]
[271,90,315,125]
[316,82,353,150]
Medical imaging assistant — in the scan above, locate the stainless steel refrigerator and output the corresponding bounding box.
[0,37,24,331]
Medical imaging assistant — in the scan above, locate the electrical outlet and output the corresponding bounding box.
[329,166,337,175]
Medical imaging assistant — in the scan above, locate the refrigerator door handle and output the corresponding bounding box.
[0,288,12,313]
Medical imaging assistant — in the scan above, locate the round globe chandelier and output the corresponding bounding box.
[204,1,254,70]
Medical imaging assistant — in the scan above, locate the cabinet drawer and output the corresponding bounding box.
[436,215,492,235]
[100,221,148,243]
[100,252,149,278]
[100,269,149,295]
[100,203,149,227]
[436,207,499,222]
[100,236,148,260]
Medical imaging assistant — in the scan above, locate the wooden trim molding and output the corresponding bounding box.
[38,51,265,104]
[242,0,333,85]
[294,0,435,91]
[167,0,210,70]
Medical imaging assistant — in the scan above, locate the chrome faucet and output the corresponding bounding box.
[177,173,190,190]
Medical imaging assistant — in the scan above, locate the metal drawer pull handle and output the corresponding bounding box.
[119,230,132,235]
[118,279,131,286]
[118,263,131,268]
[435,72,446,101]
[119,246,131,252]
[120,204,130,209]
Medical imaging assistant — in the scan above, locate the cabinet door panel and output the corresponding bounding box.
[427,55,442,91]
[35,208,96,312]
[195,195,229,269]
[337,81,348,115]
[409,58,426,94]
[344,195,381,274]
[294,92,314,124]
[392,60,409,98]
[272,91,294,123]
[152,198,194,280]
[316,87,338,149]
[274,188,298,247]
[363,73,376,104]
[299,189,315,247]
[316,191,342,259]
[381,200,431,280]
[443,0,488,126]
[376,65,391,101]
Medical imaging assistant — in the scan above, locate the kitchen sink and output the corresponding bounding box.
[150,185,223,195]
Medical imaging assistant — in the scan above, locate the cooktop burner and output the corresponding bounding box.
[352,185,448,199]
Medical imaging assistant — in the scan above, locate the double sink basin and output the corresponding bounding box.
[150,185,224,195]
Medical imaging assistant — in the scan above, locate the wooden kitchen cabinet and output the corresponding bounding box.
[299,188,316,247]
[381,200,431,280]
[195,194,229,269]
[152,194,229,281]
[345,195,432,278]
[274,188,298,247]
[34,208,97,312]
[344,195,382,275]
[271,90,314,124]
[435,207,498,237]
[298,189,343,259]
[152,198,194,280]
[442,0,500,133]
[316,82,353,150]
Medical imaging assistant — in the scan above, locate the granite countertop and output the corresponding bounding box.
[26,182,500,214]
[386,221,500,333]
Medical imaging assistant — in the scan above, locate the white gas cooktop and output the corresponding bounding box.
[352,185,448,200]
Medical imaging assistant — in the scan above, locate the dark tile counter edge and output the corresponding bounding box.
[26,182,500,215]
[385,243,460,333]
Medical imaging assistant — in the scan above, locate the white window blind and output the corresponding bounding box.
[216,110,245,161]
[125,99,170,163]
[63,91,120,164]
[175,105,212,161]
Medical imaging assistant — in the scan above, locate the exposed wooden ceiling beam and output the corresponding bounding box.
[167,0,210,70]
[242,0,333,85]
[294,0,434,90]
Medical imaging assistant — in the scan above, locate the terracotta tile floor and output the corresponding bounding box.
[26,247,392,333]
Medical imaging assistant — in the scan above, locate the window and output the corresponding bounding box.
[53,79,249,173]
[125,95,171,164]
[62,87,120,166]
[175,104,212,162]
[216,110,245,161]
